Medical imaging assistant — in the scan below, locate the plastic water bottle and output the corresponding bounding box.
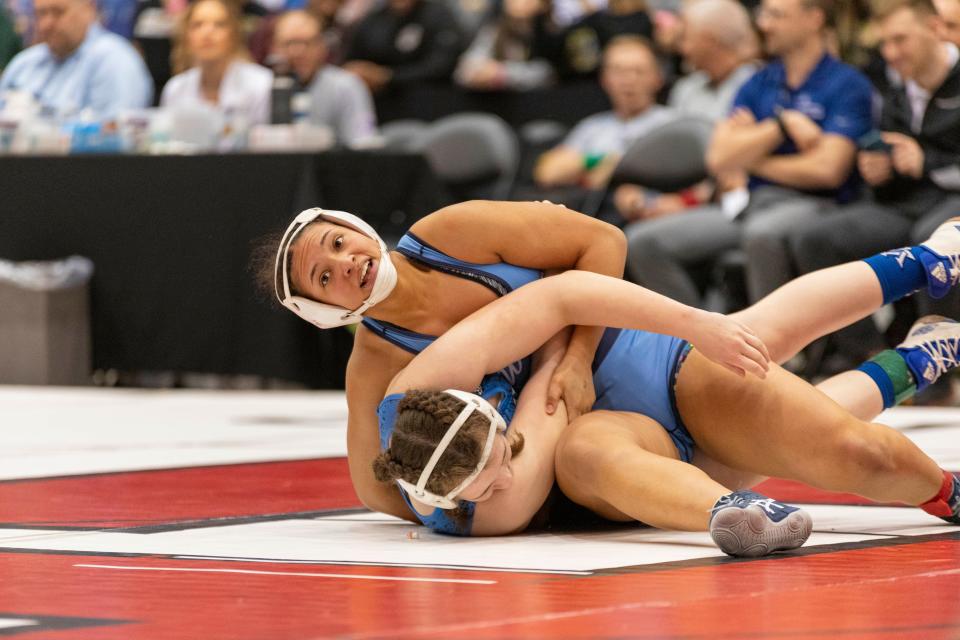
[291,91,311,125]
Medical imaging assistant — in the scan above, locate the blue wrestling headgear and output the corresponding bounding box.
[378,373,518,510]
[395,389,506,510]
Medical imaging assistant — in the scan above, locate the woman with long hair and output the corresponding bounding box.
[161,0,272,125]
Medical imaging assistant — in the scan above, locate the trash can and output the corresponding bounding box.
[0,256,94,385]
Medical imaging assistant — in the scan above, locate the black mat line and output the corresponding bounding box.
[0,612,131,637]
[0,508,370,534]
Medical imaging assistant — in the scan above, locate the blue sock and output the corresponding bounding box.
[863,247,929,305]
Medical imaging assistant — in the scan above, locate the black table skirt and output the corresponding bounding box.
[0,151,453,387]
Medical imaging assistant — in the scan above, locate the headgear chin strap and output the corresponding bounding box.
[274,207,398,329]
[395,389,507,510]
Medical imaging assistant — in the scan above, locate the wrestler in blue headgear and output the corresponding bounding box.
[377,372,518,535]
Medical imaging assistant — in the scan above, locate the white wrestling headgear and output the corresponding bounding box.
[395,389,508,510]
[274,207,398,329]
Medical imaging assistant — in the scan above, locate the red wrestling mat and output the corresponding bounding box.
[1,460,958,638]
[0,457,891,532]
[1,539,957,639]
[0,459,360,530]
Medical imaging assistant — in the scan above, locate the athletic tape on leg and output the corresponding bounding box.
[856,350,917,409]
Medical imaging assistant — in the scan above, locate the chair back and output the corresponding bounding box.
[380,119,429,150]
[411,113,520,201]
[611,116,714,192]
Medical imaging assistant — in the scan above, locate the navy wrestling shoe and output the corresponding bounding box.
[709,490,812,558]
[918,217,960,299]
[896,316,960,391]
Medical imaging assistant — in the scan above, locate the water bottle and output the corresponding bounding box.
[291,91,311,125]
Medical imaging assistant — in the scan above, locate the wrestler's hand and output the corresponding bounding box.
[688,311,771,379]
[546,352,596,419]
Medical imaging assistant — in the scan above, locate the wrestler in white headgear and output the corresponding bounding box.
[274,208,398,329]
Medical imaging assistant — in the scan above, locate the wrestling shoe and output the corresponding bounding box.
[896,316,960,391]
[709,490,812,558]
[920,471,960,525]
[918,217,960,298]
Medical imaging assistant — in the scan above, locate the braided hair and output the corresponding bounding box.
[373,390,491,497]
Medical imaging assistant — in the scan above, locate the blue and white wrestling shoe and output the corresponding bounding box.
[709,491,813,558]
[896,316,960,391]
[918,217,960,299]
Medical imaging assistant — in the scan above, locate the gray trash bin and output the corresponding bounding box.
[0,256,94,385]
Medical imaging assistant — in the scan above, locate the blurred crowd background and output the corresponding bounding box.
[2,0,959,398]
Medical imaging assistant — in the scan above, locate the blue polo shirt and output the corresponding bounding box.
[732,54,873,203]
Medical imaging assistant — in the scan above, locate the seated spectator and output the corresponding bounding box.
[536,0,653,79]
[668,0,758,122]
[249,0,349,65]
[161,0,272,125]
[790,0,960,361]
[534,35,673,196]
[0,0,152,117]
[454,0,556,91]
[342,0,464,94]
[624,0,872,308]
[935,0,960,44]
[272,9,377,145]
[613,0,757,223]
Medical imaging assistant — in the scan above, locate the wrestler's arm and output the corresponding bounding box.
[387,271,769,395]
[345,329,420,523]
[412,200,627,415]
[470,331,570,535]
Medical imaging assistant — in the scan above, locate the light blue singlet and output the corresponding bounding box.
[373,232,695,535]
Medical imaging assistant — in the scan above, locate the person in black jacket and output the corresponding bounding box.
[791,0,960,363]
[534,0,653,79]
[342,0,464,93]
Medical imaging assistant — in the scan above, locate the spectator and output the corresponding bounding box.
[790,0,960,361]
[342,0,464,94]
[161,0,272,125]
[0,0,152,117]
[272,9,377,145]
[668,0,758,122]
[935,0,960,44]
[249,0,349,65]
[624,0,872,308]
[537,0,653,78]
[454,0,556,91]
[613,0,757,223]
[534,35,673,195]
